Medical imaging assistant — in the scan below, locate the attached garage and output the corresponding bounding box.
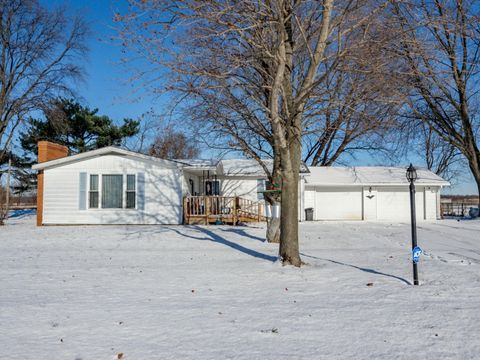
[303,167,449,222]
[376,187,424,221]
[313,187,363,220]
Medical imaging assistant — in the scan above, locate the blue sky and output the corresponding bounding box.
[39,0,478,195]
[43,0,155,120]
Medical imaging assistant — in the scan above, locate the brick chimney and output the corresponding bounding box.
[37,141,69,226]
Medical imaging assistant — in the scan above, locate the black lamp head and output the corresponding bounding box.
[406,163,418,182]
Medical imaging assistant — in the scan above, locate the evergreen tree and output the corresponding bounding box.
[14,98,139,192]
[19,98,139,164]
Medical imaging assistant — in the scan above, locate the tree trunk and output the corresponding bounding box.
[279,168,301,266]
[462,136,480,208]
[266,215,280,243]
[279,124,302,266]
[477,181,480,209]
[468,158,480,208]
[264,191,280,244]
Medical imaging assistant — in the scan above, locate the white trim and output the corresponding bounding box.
[32,146,183,170]
[126,174,137,209]
[88,174,100,209]
[86,172,138,211]
[122,174,127,209]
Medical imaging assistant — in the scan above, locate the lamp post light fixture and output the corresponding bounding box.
[406,163,420,285]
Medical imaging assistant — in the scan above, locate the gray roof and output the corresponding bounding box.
[220,159,310,177]
[34,146,441,187]
[306,166,450,186]
[173,159,219,167]
[32,145,310,176]
[32,146,181,170]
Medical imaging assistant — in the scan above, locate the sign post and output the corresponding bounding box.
[406,164,420,285]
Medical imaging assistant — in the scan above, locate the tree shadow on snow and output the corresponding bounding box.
[8,208,36,219]
[300,253,411,285]
[218,227,266,242]
[172,226,277,262]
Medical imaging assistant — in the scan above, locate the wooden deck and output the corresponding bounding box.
[183,196,266,225]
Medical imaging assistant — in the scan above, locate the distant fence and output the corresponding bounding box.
[441,203,477,217]
[0,193,36,211]
[9,203,36,210]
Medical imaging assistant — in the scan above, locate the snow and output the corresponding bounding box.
[220,159,309,176]
[174,159,219,168]
[306,166,450,186]
[1,215,479,359]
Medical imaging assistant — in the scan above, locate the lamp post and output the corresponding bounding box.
[406,163,419,285]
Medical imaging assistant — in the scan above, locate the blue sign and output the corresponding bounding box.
[412,246,423,263]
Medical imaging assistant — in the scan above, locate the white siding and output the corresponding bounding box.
[363,187,378,220]
[42,154,183,225]
[183,173,200,195]
[220,176,262,202]
[424,186,439,220]
[304,190,315,209]
[299,177,305,221]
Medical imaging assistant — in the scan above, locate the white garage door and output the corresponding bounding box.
[315,187,363,220]
[377,187,425,221]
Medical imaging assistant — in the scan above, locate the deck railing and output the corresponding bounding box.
[183,196,265,225]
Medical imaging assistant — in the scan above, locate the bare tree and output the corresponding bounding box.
[117,0,390,266]
[302,57,400,166]
[0,0,88,164]
[123,110,164,153]
[413,122,462,181]
[149,126,200,159]
[393,0,480,204]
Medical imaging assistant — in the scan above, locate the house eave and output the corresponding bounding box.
[305,182,450,187]
[32,147,182,171]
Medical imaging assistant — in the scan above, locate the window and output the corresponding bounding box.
[86,174,137,209]
[89,175,99,208]
[205,180,220,196]
[126,174,136,209]
[102,175,123,208]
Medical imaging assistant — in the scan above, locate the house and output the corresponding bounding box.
[32,141,292,225]
[32,141,449,226]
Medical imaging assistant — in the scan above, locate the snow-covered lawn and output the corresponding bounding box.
[1,215,479,360]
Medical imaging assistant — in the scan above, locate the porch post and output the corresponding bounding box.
[183,196,188,225]
[205,196,210,225]
[233,196,238,225]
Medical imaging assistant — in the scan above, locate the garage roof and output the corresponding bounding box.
[306,166,450,187]
[220,159,310,176]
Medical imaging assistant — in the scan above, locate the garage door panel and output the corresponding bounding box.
[315,187,362,220]
[377,187,424,221]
